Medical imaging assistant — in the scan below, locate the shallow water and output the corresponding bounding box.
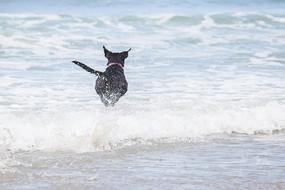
[1,0,285,189]
[1,134,285,190]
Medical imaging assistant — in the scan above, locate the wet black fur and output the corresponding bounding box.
[72,46,131,107]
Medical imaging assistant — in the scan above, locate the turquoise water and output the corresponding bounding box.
[0,0,285,189]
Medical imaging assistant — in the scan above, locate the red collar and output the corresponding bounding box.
[107,62,123,68]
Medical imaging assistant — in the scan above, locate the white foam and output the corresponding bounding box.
[0,101,284,152]
[1,12,284,60]
[249,51,284,66]
[265,14,285,24]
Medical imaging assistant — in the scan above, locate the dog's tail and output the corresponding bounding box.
[72,61,103,77]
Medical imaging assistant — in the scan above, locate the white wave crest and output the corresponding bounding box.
[0,101,284,152]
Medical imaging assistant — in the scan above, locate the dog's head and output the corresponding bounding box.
[103,46,131,67]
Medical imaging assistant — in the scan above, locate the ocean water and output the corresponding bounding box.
[1,0,285,189]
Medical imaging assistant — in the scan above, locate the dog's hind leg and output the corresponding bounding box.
[109,94,121,107]
[99,95,110,107]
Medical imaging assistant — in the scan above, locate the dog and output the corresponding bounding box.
[72,46,131,107]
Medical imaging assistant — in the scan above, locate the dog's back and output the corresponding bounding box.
[73,46,131,107]
[96,64,128,106]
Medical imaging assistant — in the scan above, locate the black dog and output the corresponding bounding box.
[72,46,131,107]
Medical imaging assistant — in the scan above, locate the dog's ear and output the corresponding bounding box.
[121,48,131,59]
[103,46,112,59]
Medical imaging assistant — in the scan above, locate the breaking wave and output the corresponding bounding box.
[0,101,284,152]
